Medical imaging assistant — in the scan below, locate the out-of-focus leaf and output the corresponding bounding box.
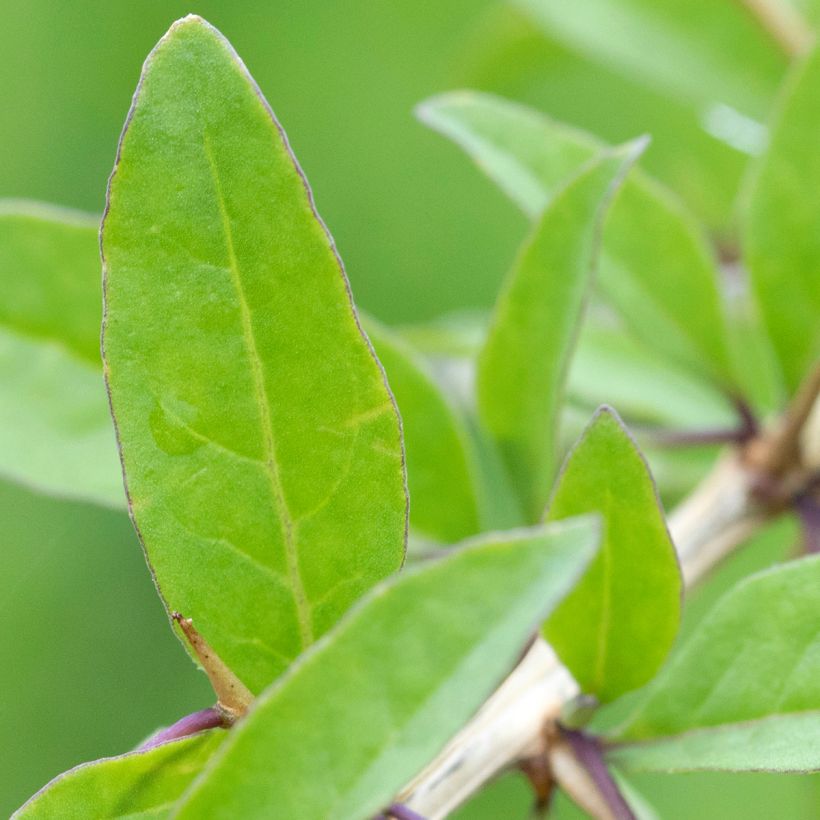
[454,4,755,235]
[745,46,820,393]
[612,770,661,819]
[545,408,681,702]
[450,772,533,819]
[417,90,599,217]
[365,318,481,542]
[175,519,600,819]
[723,275,786,414]
[478,143,645,521]
[570,319,736,429]
[419,92,735,386]
[0,201,100,362]
[0,202,123,506]
[13,733,223,819]
[101,17,407,694]
[514,0,784,116]
[608,556,820,772]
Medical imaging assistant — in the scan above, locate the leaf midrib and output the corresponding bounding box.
[203,133,313,649]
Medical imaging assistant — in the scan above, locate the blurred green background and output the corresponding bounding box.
[1,1,817,816]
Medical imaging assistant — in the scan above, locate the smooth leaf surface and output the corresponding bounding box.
[14,733,223,819]
[101,17,407,694]
[0,202,123,506]
[608,556,820,772]
[419,92,735,385]
[175,519,600,820]
[545,407,681,702]
[365,318,481,542]
[745,46,820,393]
[478,142,644,521]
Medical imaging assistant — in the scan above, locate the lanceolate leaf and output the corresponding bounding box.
[745,46,820,394]
[478,142,645,521]
[0,202,123,507]
[365,318,482,542]
[418,92,734,385]
[13,732,223,819]
[101,17,407,693]
[175,519,600,819]
[607,556,820,773]
[545,407,681,702]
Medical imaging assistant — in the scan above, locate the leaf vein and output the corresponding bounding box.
[203,134,313,649]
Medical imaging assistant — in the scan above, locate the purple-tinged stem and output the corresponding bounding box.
[653,427,753,448]
[795,492,820,554]
[652,395,759,450]
[563,729,635,820]
[373,804,428,820]
[138,707,226,751]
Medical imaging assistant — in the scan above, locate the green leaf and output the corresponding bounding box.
[175,518,600,819]
[478,141,645,521]
[416,91,600,218]
[13,733,223,819]
[453,5,752,235]
[608,555,820,772]
[544,407,681,702]
[513,0,785,117]
[364,317,481,542]
[0,202,123,507]
[418,92,735,385]
[745,46,820,393]
[570,319,737,430]
[101,16,407,693]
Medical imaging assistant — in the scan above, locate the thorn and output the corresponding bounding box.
[172,612,254,721]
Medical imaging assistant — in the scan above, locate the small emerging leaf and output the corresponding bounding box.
[608,555,820,773]
[175,518,600,820]
[13,732,223,819]
[101,16,407,694]
[478,141,645,521]
[545,407,681,702]
[745,45,820,394]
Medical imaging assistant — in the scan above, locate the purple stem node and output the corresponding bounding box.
[138,706,226,751]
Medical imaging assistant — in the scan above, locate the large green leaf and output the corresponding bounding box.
[14,732,223,819]
[419,92,735,385]
[365,318,481,542]
[745,46,820,393]
[478,142,644,521]
[544,407,681,702]
[175,519,600,819]
[0,202,123,506]
[608,556,820,772]
[514,0,785,117]
[101,16,407,694]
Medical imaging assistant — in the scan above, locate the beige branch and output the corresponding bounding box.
[397,370,820,818]
[737,0,813,58]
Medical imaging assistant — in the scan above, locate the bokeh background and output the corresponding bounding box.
[1,1,818,816]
